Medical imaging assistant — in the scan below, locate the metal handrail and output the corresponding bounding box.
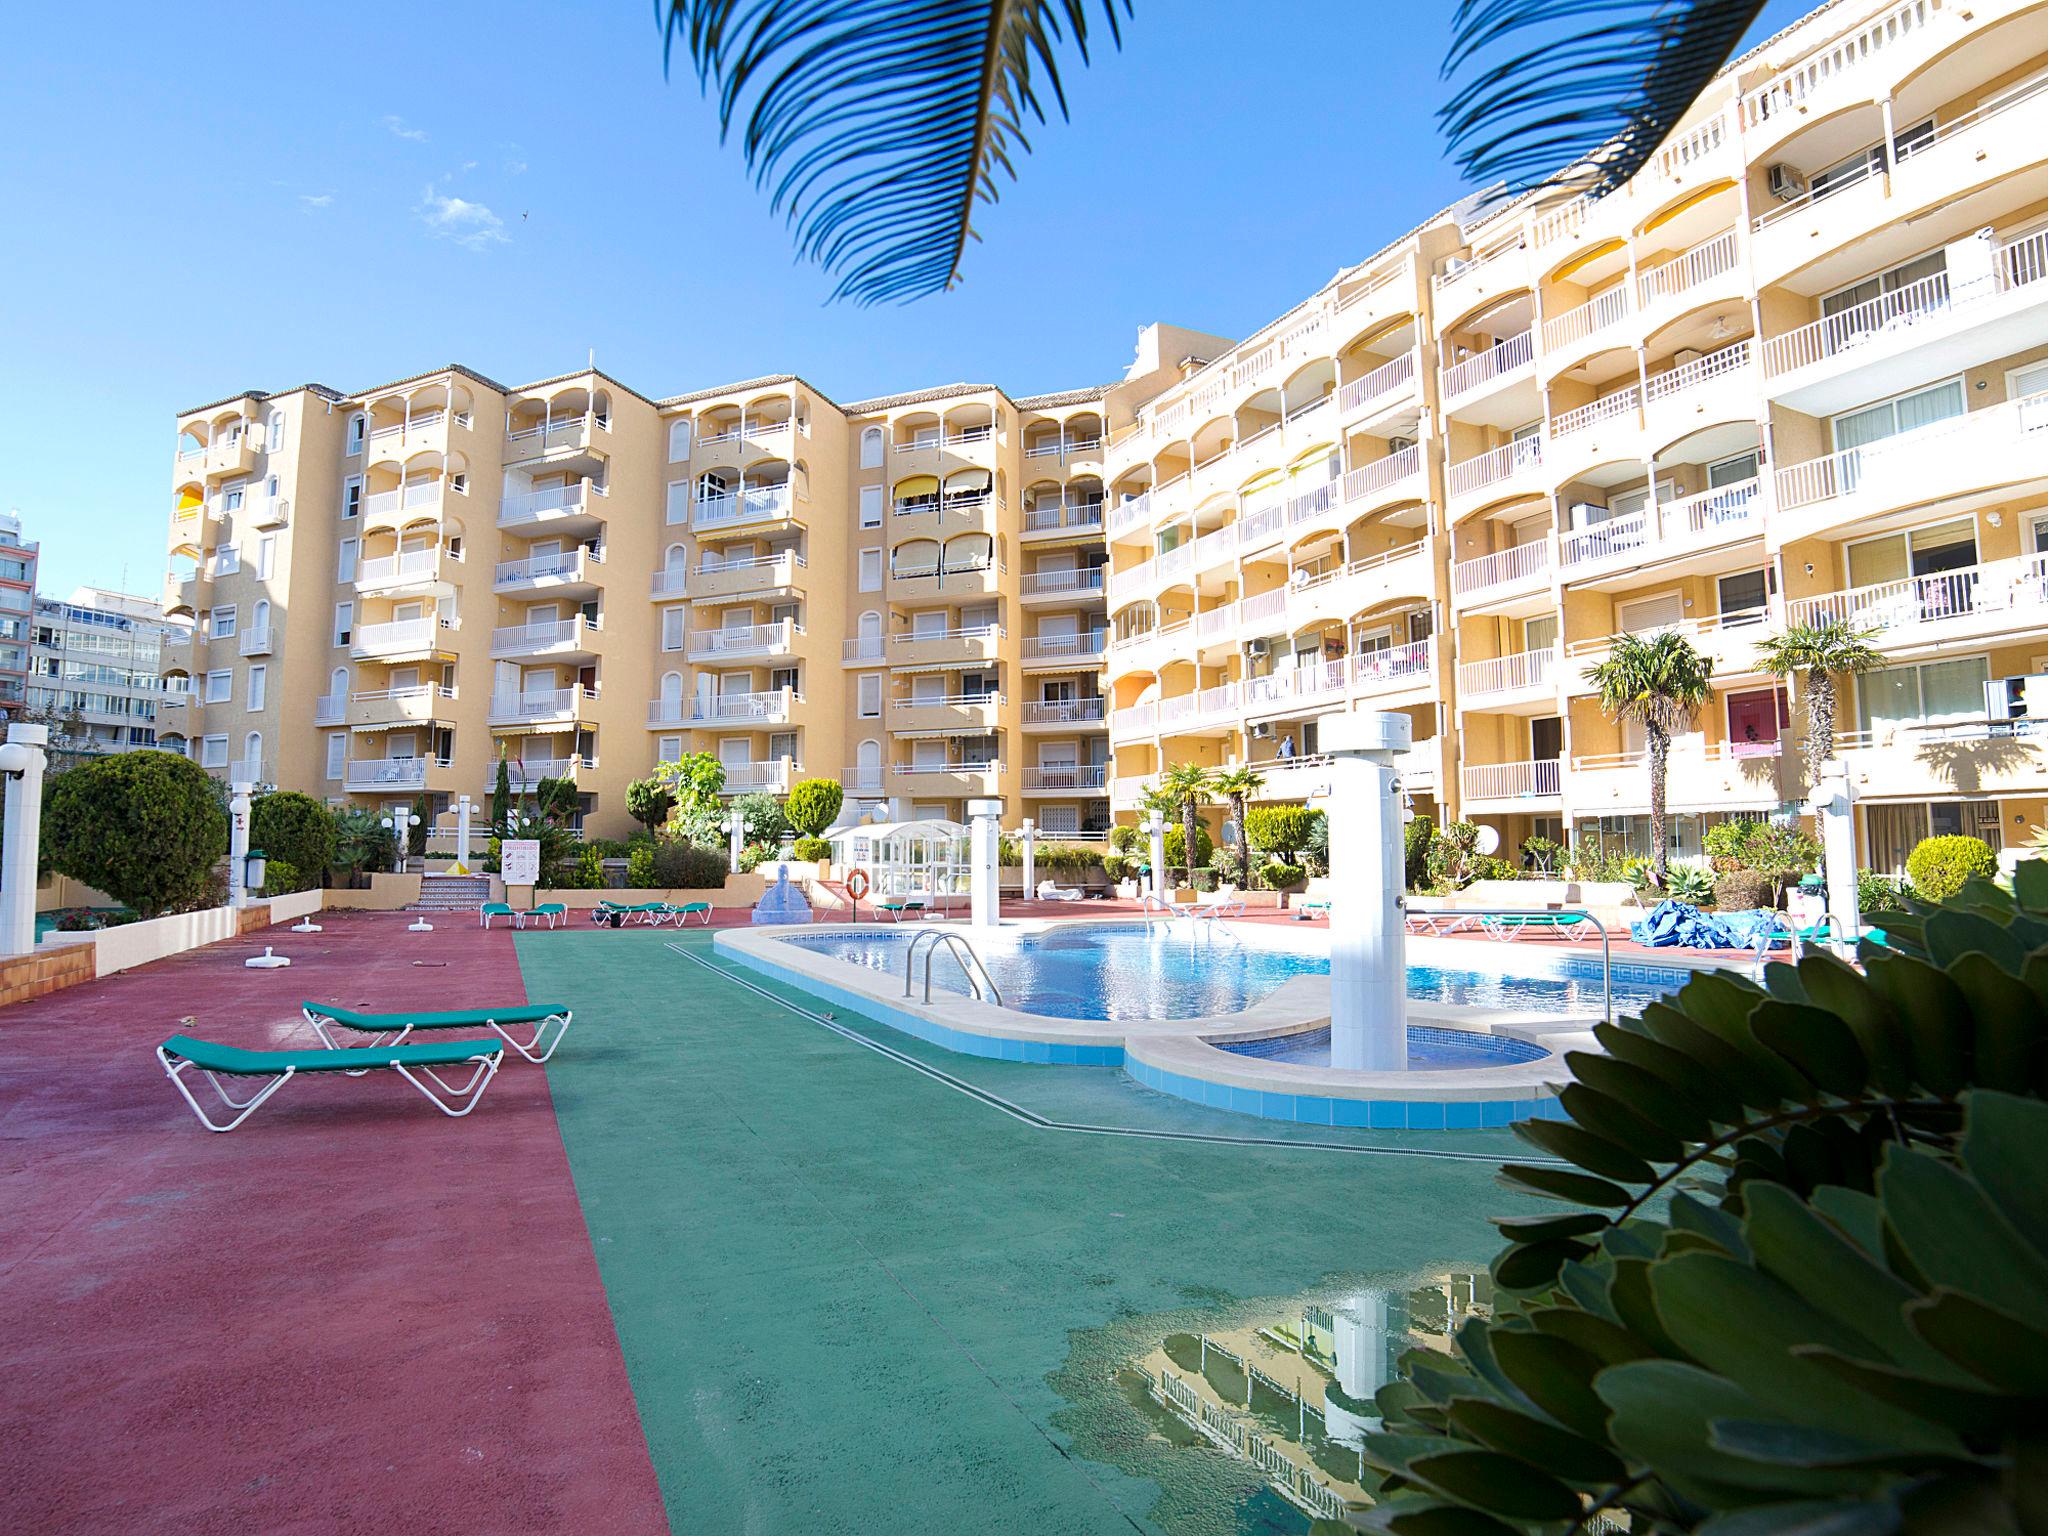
[901,929,1003,1006]
[1428,907,1613,1025]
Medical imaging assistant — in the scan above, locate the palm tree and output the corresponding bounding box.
[1582,630,1715,888]
[1155,763,1216,883]
[1211,765,1267,887]
[1755,619,1885,790]
[661,1,1758,301]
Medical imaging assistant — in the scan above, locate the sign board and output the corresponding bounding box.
[500,839,542,887]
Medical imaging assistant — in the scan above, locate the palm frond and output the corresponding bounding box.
[1440,0,1765,202]
[662,0,1127,305]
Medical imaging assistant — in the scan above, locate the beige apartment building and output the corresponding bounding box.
[162,0,2048,871]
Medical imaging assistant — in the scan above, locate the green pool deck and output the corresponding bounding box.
[518,929,1519,1534]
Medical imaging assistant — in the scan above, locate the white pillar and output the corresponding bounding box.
[228,779,254,910]
[967,798,1002,928]
[0,724,50,956]
[1020,817,1036,900]
[726,811,745,870]
[1320,711,1412,1072]
[454,794,474,871]
[1145,812,1168,900]
[1809,760,1860,952]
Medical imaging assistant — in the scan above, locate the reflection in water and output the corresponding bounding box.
[1051,1272,1493,1536]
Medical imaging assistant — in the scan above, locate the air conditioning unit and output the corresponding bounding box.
[1245,638,1270,658]
[1767,163,1807,203]
[1250,723,1274,740]
[1989,674,2048,720]
[1388,436,1415,453]
[1569,500,1608,527]
[1672,348,1704,368]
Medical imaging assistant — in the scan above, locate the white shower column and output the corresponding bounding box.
[1320,710,1411,1071]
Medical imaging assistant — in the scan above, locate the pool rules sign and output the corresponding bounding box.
[500,839,542,887]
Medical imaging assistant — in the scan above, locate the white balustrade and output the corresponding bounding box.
[1638,230,1739,306]
[1451,539,1551,597]
[1461,759,1563,801]
[1448,436,1543,499]
[1551,385,1640,440]
[1457,646,1560,698]
[1541,284,1631,353]
[1441,330,1534,398]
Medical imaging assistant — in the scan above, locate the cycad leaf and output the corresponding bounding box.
[663,0,1127,304]
[1440,0,1767,201]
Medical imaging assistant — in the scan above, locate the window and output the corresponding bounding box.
[1822,250,1946,321]
[326,733,345,780]
[267,412,286,453]
[858,549,882,591]
[769,731,797,762]
[658,734,682,763]
[255,535,276,581]
[333,602,353,646]
[860,426,884,468]
[203,670,231,704]
[210,606,237,639]
[770,666,798,694]
[1832,378,1965,456]
[1846,518,1977,589]
[661,607,687,651]
[247,665,267,711]
[857,674,882,718]
[1857,655,1990,736]
[345,415,366,455]
[1867,800,2002,874]
[200,734,228,768]
[1717,568,1771,622]
[665,480,689,524]
[223,482,246,513]
[214,545,239,577]
[2009,360,2048,401]
[859,485,883,528]
[337,537,358,582]
[342,476,363,519]
[667,418,691,461]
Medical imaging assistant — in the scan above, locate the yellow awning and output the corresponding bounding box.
[1552,238,1625,282]
[893,474,939,497]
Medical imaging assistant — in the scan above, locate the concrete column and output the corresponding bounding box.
[726,811,745,871]
[228,779,254,911]
[1809,760,1860,952]
[1144,812,1168,900]
[0,724,50,956]
[967,798,1002,928]
[1321,711,1411,1072]
[453,794,474,872]
[1020,817,1036,900]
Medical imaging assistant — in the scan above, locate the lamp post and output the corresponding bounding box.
[227,779,255,910]
[1142,811,1167,901]
[381,808,421,874]
[0,724,49,955]
[1019,817,1036,902]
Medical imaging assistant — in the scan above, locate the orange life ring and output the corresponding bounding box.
[845,869,871,902]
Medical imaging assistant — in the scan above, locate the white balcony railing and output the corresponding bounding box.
[1458,645,1560,699]
[1353,639,1434,692]
[1023,499,1105,534]
[841,635,886,663]
[1738,0,1946,132]
[1559,512,1649,568]
[363,481,444,521]
[694,484,793,530]
[236,626,272,657]
[649,688,795,727]
[357,548,442,589]
[1551,385,1640,440]
[1541,284,1631,354]
[1022,699,1106,725]
[1022,632,1108,662]
[1451,539,1552,598]
[1638,230,1740,307]
[498,482,600,528]
[1787,553,2048,636]
[1021,765,1108,791]
[495,549,597,588]
[314,695,345,725]
[1646,338,1752,403]
[351,616,449,656]
[490,617,596,657]
[1020,566,1106,596]
[1448,437,1543,499]
[505,411,607,450]
[1342,443,1423,504]
[1442,330,1534,399]
[1461,759,1563,802]
[1337,351,1418,415]
[696,550,804,586]
[487,687,593,725]
[893,760,1000,779]
[842,765,884,794]
[1775,397,2048,513]
[689,620,801,658]
[345,756,444,791]
[1558,478,1763,571]
[650,569,689,598]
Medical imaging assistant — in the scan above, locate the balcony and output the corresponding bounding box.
[888,624,1001,667]
[1021,698,1105,728]
[1772,398,2048,539]
[490,616,600,662]
[1550,385,1640,446]
[363,482,444,529]
[1636,230,1741,317]
[1572,744,1791,817]
[351,616,454,661]
[493,756,587,792]
[649,569,690,600]
[1022,631,1106,669]
[236,625,273,658]
[1541,285,1631,360]
[1441,330,1534,404]
[313,694,344,726]
[1737,0,1952,151]
[494,548,603,596]
[498,482,604,535]
[722,760,796,794]
[1451,538,1552,607]
[888,555,1003,600]
[356,548,444,594]
[1460,758,1562,809]
[1564,613,1774,691]
[487,686,597,729]
[1351,638,1435,699]
[687,619,802,661]
[1557,478,1764,579]
[249,496,289,531]
[1020,764,1107,794]
[1019,566,1105,603]
[1341,444,1425,513]
[1787,553,2048,658]
[1446,437,1544,514]
[1761,229,2048,414]
[504,411,608,469]
[366,409,449,455]
[1022,432,1103,463]
[841,635,887,665]
[1643,339,1757,441]
[344,756,451,792]
[890,693,1000,732]
[648,688,795,729]
[344,684,458,730]
[691,550,805,602]
[1022,500,1105,539]
[1337,351,1419,420]
[198,431,258,481]
[1243,659,1350,719]
[890,760,1002,794]
[1834,716,2048,803]
[693,485,796,533]
[164,570,206,610]
[842,765,885,795]
[1457,646,1561,709]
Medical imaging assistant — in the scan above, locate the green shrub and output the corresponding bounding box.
[1469,854,1516,882]
[52,906,138,932]
[1361,863,2048,1535]
[732,791,790,846]
[1856,867,1908,913]
[783,778,844,838]
[1244,804,1321,859]
[1259,860,1306,890]
[550,846,605,890]
[792,835,831,862]
[653,840,728,890]
[1108,823,1141,855]
[1906,832,1999,902]
[259,858,304,897]
[1100,853,1131,881]
[1519,833,1565,875]
[1665,863,1716,904]
[1424,821,1482,888]
[44,750,228,918]
[250,792,335,885]
[1701,814,1756,868]
[624,775,677,835]
[1163,823,1212,870]
[626,845,655,888]
[1402,816,1432,890]
[1712,867,1769,910]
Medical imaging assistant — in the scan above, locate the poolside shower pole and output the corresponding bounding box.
[1144,812,1167,901]
[1809,760,1861,955]
[228,780,254,911]
[0,724,49,956]
[1020,818,1035,901]
[967,798,1002,927]
[1320,712,1411,1072]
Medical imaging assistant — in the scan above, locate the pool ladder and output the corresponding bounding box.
[1439,908,1613,1025]
[902,930,1004,1006]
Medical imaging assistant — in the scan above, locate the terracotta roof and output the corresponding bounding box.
[1014,384,1115,410]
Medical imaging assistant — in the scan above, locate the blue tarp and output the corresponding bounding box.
[1630,900,1783,950]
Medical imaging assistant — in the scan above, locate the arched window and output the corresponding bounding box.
[860,426,884,469]
[329,667,349,701]
[660,670,684,710]
[858,610,883,644]
[242,731,263,776]
[251,599,271,639]
[858,739,882,769]
[346,413,366,455]
[663,543,688,578]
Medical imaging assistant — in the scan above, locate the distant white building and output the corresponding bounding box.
[28,586,175,758]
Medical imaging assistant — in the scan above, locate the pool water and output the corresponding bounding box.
[781,923,1684,1025]
[1219,1024,1548,1068]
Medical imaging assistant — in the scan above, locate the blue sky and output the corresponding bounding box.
[0,0,1811,595]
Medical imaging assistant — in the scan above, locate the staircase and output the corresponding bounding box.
[409,874,492,914]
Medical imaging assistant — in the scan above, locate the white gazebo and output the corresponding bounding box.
[827,818,969,901]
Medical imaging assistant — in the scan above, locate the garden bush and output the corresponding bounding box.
[1243,804,1321,860]
[1259,860,1306,890]
[1664,863,1716,904]
[1100,853,1131,882]
[44,749,228,918]
[1402,817,1432,890]
[1856,867,1908,913]
[249,792,335,885]
[626,845,656,888]
[624,775,677,835]
[732,791,790,846]
[1423,820,1482,888]
[1163,823,1212,870]
[1107,823,1141,855]
[783,778,844,838]
[550,846,605,890]
[259,858,304,897]
[1905,832,1999,901]
[652,840,728,889]
[52,907,138,932]
[792,835,831,862]
[1711,868,1768,910]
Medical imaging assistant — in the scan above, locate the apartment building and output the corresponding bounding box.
[0,512,39,718]
[27,587,170,757]
[161,0,2048,870]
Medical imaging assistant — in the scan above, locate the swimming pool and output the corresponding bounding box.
[780,924,1685,1023]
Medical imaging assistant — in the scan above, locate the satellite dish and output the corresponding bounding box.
[1474,825,1502,856]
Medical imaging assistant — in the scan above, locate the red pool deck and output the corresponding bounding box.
[0,910,666,1536]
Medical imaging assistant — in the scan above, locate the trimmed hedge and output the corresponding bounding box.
[1905,834,1999,902]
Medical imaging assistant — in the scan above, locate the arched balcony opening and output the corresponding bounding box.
[1229,394,1278,459]
[892,411,941,453]
[891,538,941,579]
[1648,421,1768,550]
[942,533,995,576]
[1642,303,1755,407]
[742,393,793,438]
[1749,102,1890,232]
[943,467,993,516]
[1441,293,1536,405]
[1278,359,1337,429]
[1540,240,1632,367]
[942,403,995,447]
[892,474,939,517]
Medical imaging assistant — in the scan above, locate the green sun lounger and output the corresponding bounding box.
[480,901,518,929]
[1480,912,1597,942]
[674,901,711,926]
[302,999,575,1064]
[526,902,567,929]
[158,1032,505,1133]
